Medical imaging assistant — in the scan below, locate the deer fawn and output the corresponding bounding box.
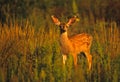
[51,15,92,70]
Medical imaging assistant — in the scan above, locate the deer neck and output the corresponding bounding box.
[60,31,73,54]
[60,32,71,47]
[60,32,69,41]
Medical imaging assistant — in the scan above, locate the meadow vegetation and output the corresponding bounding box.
[0,16,120,82]
[0,0,120,82]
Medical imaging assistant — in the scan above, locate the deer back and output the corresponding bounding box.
[69,33,92,53]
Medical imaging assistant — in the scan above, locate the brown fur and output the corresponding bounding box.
[51,15,92,70]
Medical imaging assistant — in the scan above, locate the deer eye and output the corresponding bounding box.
[59,25,64,28]
[60,25,64,27]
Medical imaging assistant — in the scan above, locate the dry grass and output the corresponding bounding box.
[0,20,120,82]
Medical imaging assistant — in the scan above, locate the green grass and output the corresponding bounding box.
[0,19,120,82]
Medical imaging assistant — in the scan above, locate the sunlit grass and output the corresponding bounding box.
[0,19,120,82]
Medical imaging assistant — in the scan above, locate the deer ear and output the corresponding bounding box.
[66,16,78,26]
[51,15,60,26]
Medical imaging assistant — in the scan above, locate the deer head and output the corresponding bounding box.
[51,15,78,33]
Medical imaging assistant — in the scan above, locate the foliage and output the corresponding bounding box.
[0,0,120,82]
[0,18,120,82]
[0,0,120,24]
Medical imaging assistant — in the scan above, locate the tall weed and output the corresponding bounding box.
[0,19,120,82]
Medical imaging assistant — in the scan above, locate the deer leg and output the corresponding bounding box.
[73,54,77,67]
[62,55,67,65]
[84,52,92,70]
